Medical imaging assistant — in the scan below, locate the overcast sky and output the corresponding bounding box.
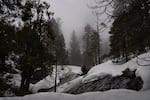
[46,0,93,42]
[46,0,110,47]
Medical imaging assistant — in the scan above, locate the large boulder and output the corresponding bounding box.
[66,68,143,94]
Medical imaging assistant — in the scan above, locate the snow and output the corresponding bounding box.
[46,52,150,93]
[84,52,150,90]
[10,74,21,88]
[82,72,108,83]
[1,89,150,100]
[136,67,150,90]
[30,75,56,93]
[30,65,81,93]
[29,52,150,93]
[1,52,150,99]
[1,65,81,93]
[66,65,82,74]
[3,73,21,88]
[57,76,83,92]
[87,60,127,77]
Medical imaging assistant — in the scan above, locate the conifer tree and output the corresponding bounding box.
[82,24,101,70]
[69,31,82,66]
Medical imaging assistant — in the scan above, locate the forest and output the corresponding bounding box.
[0,0,150,99]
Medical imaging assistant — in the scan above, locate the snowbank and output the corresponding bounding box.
[30,75,56,93]
[30,65,81,93]
[1,89,150,100]
[84,52,150,90]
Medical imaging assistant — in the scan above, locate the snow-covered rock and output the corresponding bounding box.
[58,52,150,93]
[84,52,150,90]
[57,76,83,93]
[30,65,81,93]
[66,70,143,94]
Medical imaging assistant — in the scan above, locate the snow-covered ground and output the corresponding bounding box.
[30,65,81,93]
[57,52,150,93]
[1,52,150,100]
[2,65,81,94]
[66,65,82,74]
[1,89,150,100]
[84,52,150,90]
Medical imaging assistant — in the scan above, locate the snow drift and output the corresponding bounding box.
[0,89,150,100]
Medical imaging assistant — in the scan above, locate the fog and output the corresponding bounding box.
[46,0,110,48]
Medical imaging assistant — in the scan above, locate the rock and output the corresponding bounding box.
[66,68,143,94]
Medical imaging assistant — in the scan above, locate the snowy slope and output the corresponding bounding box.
[83,52,150,90]
[57,52,150,93]
[0,89,150,100]
[30,65,81,93]
[1,53,150,99]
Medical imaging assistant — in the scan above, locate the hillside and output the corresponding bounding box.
[1,52,150,100]
[56,52,150,93]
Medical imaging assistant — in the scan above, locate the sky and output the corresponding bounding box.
[46,0,110,48]
[47,0,94,43]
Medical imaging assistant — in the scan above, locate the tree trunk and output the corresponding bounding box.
[20,70,31,95]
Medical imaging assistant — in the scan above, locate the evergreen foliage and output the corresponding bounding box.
[69,31,82,66]
[109,0,150,62]
[82,24,101,70]
[0,0,68,96]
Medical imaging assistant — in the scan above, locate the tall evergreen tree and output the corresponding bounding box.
[82,24,101,70]
[54,31,68,65]
[15,0,54,95]
[50,18,68,65]
[69,31,82,66]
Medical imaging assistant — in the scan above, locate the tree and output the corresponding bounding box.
[0,22,16,72]
[109,0,150,62]
[69,31,82,66]
[54,33,68,65]
[90,0,150,62]
[0,0,57,95]
[0,0,24,95]
[49,18,68,65]
[109,13,129,61]
[48,18,68,92]
[16,0,54,95]
[0,0,22,73]
[82,24,101,70]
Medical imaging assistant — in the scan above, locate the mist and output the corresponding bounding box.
[47,0,109,46]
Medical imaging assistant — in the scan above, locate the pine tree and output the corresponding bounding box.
[16,0,54,95]
[69,31,82,66]
[82,24,101,70]
[49,18,68,65]
[54,33,68,65]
